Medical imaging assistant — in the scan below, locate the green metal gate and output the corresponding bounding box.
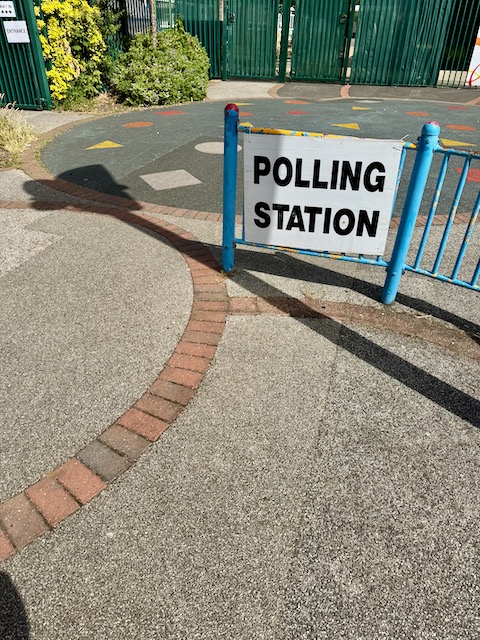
[350,0,456,85]
[289,0,352,82]
[175,0,221,78]
[223,0,279,79]
[0,0,51,109]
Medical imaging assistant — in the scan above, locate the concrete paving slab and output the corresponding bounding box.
[207,80,279,101]
[11,110,90,134]
[0,169,97,205]
[2,317,478,639]
[0,208,59,276]
[279,324,480,640]
[0,208,192,497]
[2,316,339,639]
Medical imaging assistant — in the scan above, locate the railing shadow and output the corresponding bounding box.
[22,170,480,429]
[0,572,30,639]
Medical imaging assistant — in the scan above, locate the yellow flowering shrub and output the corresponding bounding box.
[36,0,106,103]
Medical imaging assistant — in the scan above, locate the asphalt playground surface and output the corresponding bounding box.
[0,82,479,639]
[41,84,480,216]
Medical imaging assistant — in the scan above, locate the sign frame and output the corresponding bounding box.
[242,131,403,256]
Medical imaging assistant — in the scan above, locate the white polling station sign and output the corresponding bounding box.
[244,134,403,255]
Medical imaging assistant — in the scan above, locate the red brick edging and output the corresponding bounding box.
[0,204,228,563]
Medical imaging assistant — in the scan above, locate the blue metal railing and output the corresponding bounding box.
[402,148,480,295]
[222,105,480,304]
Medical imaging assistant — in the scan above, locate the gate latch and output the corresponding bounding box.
[339,13,348,23]
[227,13,236,24]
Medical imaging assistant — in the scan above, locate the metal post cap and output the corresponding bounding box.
[422,121,441,135]
[225,103,239,113]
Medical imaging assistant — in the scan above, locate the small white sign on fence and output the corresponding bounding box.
[0,1,16,17]
[244,134,403,255]
[4,19,29,43]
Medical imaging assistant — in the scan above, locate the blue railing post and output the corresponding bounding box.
[222,103,239,273]
[382,122,440,304]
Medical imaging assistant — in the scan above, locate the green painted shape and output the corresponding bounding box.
[350,0,456,86]
[0,0,51,109]
[290,0,351,82]
[225,0,279,79]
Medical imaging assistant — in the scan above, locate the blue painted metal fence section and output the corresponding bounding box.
[222,104,480,304]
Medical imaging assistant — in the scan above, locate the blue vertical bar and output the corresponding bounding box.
[432,156,471,275]
[451,191,480,281]
[471,259,480,288]
[382,122,440,304]
[413,154,449,269]
[222,103,239,273]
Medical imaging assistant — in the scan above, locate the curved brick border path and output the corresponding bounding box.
[0,196,230,562]
[1,119,478,563]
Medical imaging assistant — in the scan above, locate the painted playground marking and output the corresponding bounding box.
[140,169,202,191]
[86,141,123,150]
[194,142,242,155]
[332,123,360,130]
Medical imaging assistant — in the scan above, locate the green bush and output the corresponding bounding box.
[111,21,210,107]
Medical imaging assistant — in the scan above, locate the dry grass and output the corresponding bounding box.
[0,98,36,167]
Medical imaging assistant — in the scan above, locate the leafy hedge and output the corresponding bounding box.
[110,21,210,107]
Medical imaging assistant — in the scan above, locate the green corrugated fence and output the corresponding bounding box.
[223,0,278,79]
[0,0,51,109]
[350,0,456,86]
[290,0,351,82]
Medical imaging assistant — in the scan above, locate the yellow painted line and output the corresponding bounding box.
[235,102,253,106]
[352,106,371,111]
[86,140,124,150]
[440,138,476,148]
[332,123,360,130]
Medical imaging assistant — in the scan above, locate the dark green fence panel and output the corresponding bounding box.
[350,0,455,86]
[0,0,51,109]
[290,0,351,82]
[176,0,221,78]
[224,0,279,79]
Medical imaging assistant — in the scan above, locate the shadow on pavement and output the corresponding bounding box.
[23,169,480,429]
[222,248,480,340]
[0,572,30,639]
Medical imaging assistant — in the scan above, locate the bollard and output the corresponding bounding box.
[222,103,239,273]
[382,122,440,304]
